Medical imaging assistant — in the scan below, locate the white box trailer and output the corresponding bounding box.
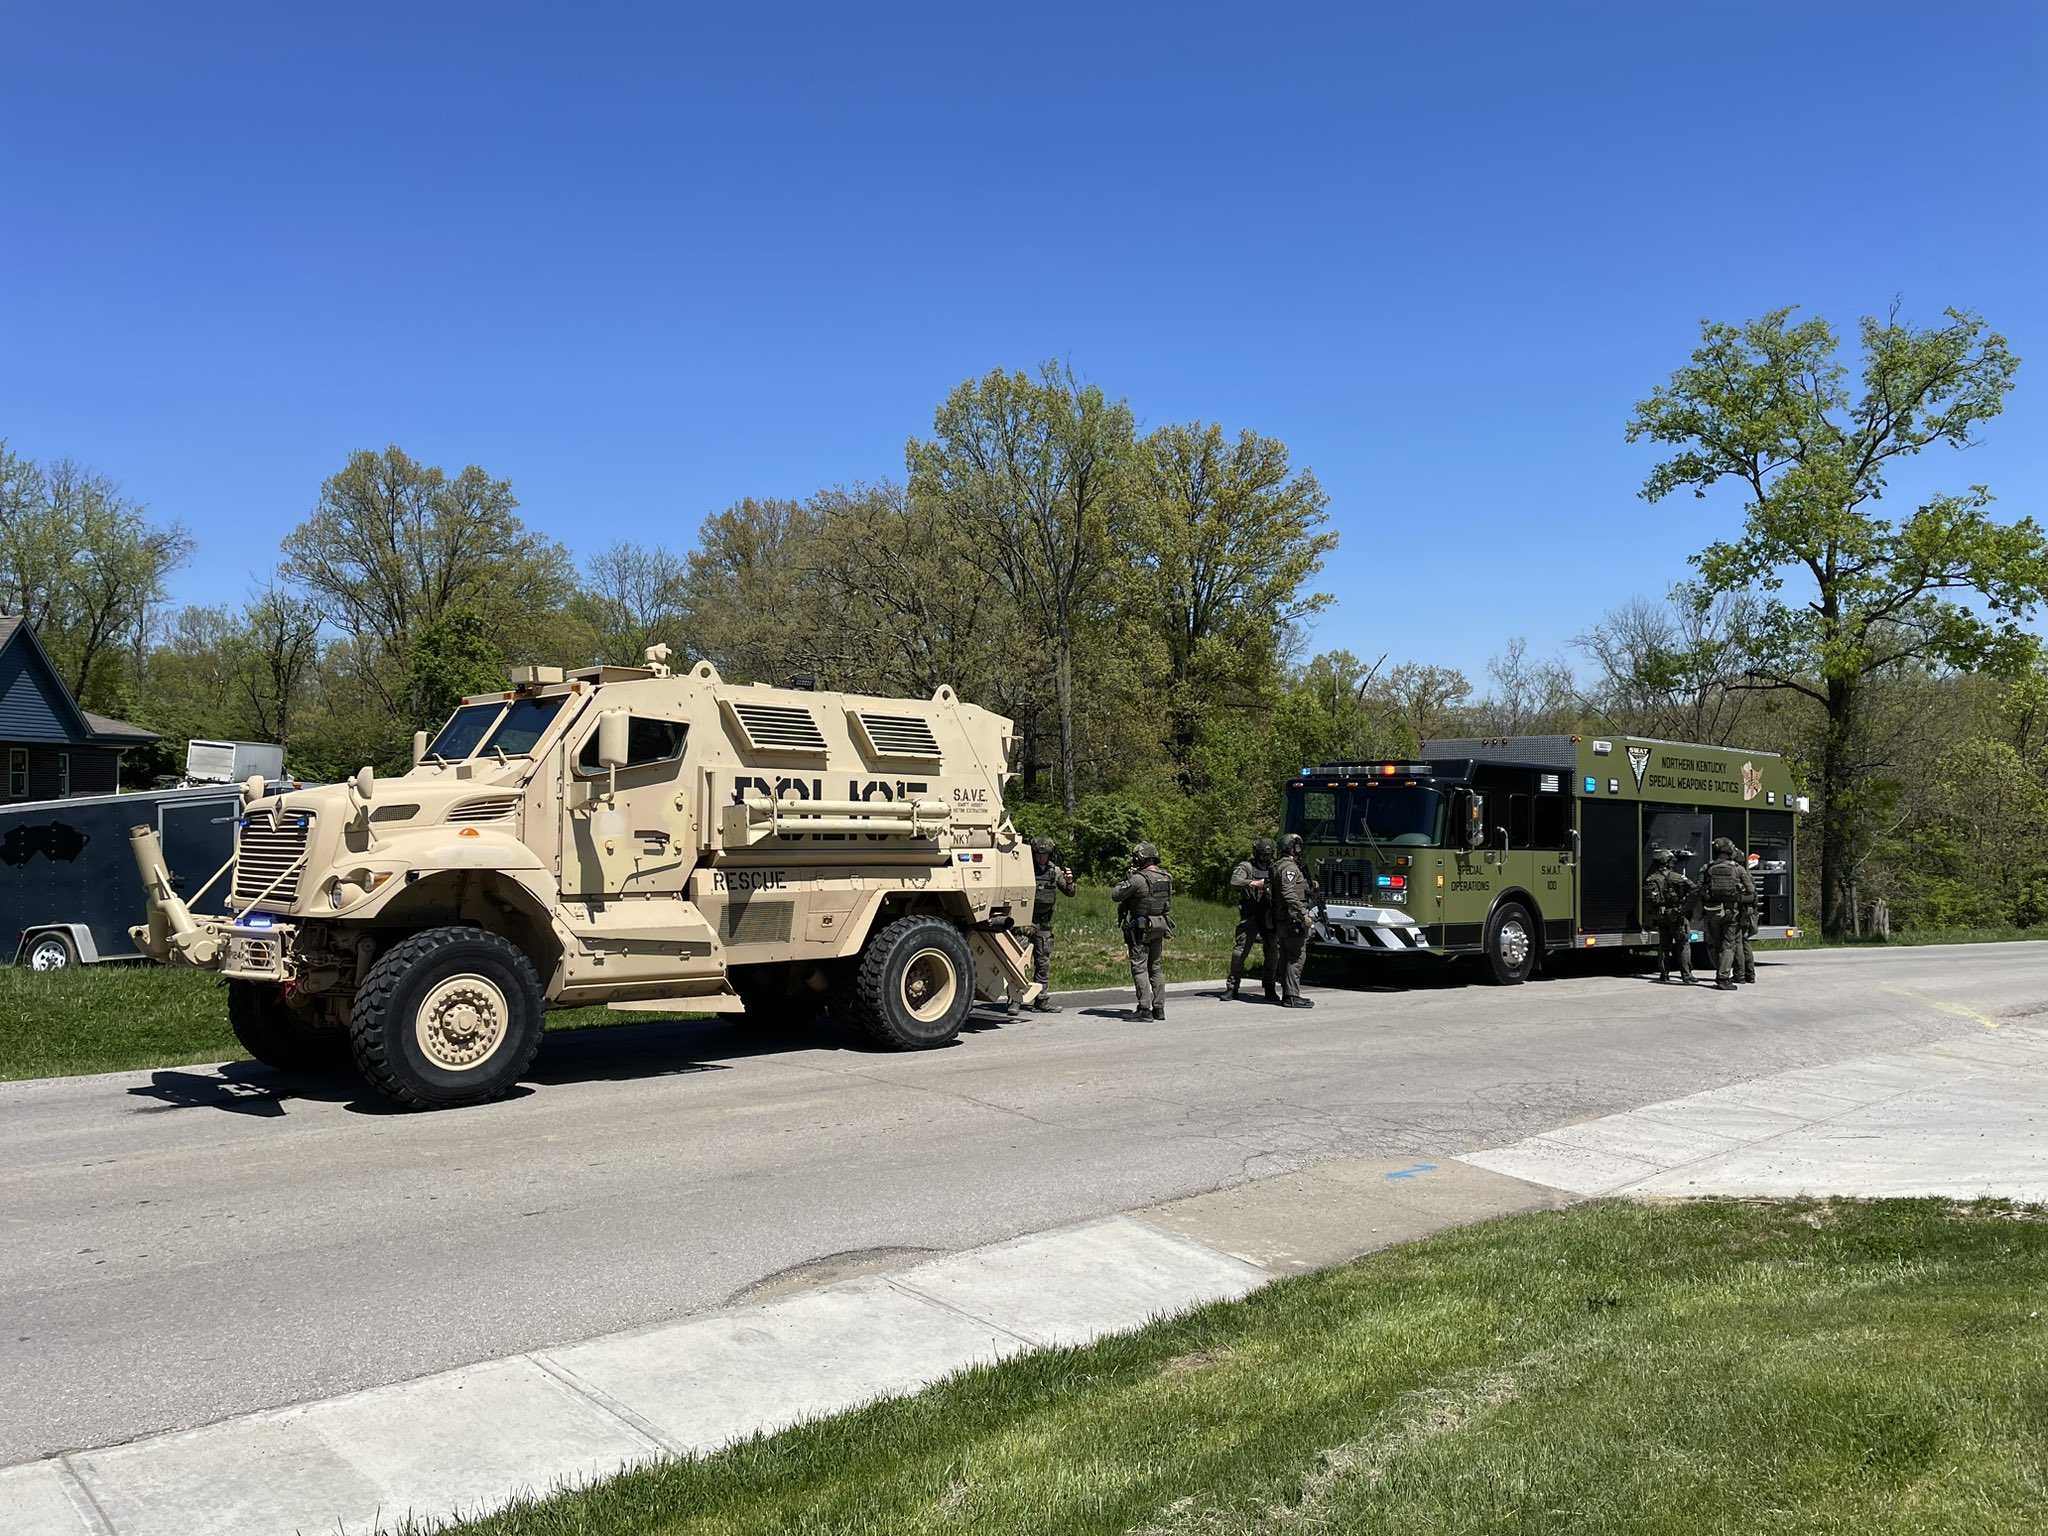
[185,739,285,786]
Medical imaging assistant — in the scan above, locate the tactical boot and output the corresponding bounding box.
[1151,1006,1166,1021]
[1657,972,1670,984]
[1715,980,1737,992]
[1032,997,1061,1013]
[1223,981,1239,1000]
[1006,1000,1021,1018]
[1282,997,1315,1009]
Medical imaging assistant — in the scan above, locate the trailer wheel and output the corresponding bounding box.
[850,916,973,1049]
[23,931,76,972]
[1481,901,1537,985]
[228,981,346,1071]
[349,927,544,1110]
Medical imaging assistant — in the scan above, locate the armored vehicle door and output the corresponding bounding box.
[561,707,695,898]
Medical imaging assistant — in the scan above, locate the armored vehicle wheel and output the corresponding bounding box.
[24,931,76,972]
[228,980,346,1071]
[1481,901,1537,986]
[850,916,973,1050]
[349,927,543,1110]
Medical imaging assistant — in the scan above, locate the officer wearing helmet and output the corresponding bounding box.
[1224,837,1279,1002]
[1641,847,1696,985]
[1701,837,1746,991]
[1009,836,1075,1017]
[1111,842,1173,1021]
[1273,832,1316,1008]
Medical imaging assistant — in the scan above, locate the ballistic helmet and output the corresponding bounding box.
[1253,837,1275,862]
[1030,837,1055,857]
[1713,837,1737,859]
[1649,848,1671,869]
[1132,842,1160,866]
[1281,833,1304,857]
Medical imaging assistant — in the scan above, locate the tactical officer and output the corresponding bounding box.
[1273,833,1316,1009]
[1641,849,1696,985]
[1224,837,1279,1002]
[1008,836,1076,1016]
[1735,852,1759,985]
[1701,837,1747,991]
[1112,843,1173,1021]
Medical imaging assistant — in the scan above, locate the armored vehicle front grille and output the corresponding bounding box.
[233,812,312,905]
[448,795,519,823]
[721,900,794,946]
[853,711,942,762]
[727,701,828,755]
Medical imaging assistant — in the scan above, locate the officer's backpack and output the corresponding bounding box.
[1706,860,1743,906]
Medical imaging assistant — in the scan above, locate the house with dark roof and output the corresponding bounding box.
[0,616,158,800]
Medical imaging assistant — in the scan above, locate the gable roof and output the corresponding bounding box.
[0,615,159,744]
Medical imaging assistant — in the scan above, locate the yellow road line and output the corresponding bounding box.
[1879,983,2000,1029]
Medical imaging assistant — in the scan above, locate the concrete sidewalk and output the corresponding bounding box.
[8,1023,2044,1535]
[0,1159,1559,1536]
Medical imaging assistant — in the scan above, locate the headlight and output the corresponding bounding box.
[329,870,393,909]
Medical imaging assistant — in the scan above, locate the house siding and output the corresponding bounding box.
[0,644,75,743]
[2,743,124,801]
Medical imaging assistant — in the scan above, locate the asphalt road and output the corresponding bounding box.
[5,943,2044,1464]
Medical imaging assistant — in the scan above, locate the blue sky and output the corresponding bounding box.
[3,2,2043,681]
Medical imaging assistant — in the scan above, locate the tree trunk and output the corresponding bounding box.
[1819,675,1857,939]
[1055,633,1076,816]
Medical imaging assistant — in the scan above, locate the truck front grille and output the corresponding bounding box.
[233,812,312,905]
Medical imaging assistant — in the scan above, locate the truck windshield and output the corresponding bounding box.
[424,703,504,760]
[1349,785,1443,846]
[482,695,568,757]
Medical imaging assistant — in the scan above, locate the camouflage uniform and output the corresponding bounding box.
[1641,851,1696,984]
[1112,843,1173,1020]
[1735,859,1759,984]
[1273,834,1315,1008]
[1701,839,1746,991]
[1009,838,1075,1015]
[1226,839,1278,1000]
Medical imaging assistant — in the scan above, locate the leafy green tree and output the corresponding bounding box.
[1135,422,1334,760]
[404,605,503,743]
[281,446,572,706]
[0,441,190,706]
[909,364,1138,814]
[1628,306,2048,935]
[571,541,694,668]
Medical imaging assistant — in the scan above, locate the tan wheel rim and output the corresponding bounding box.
[900,948,959,1026]
[416,973,510,1071]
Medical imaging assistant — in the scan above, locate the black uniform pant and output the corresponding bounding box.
[1229,916,1276,992]
[1706,909,1739,983]
[1277,913,1310,1000]
[1654,918,1694,981]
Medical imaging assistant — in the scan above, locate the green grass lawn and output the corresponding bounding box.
[430,1198,2048,1536]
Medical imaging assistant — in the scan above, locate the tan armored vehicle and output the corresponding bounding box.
[131,649,1040,1108]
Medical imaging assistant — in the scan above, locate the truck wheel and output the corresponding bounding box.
[24,932,76,972]
[228,980,346,1072]
[1482,901,1537,985]
[851,916,974,1050]
[349,927,544,1110]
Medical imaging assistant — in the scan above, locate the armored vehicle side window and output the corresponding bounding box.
[425,703,505,761]
[577,717,687,774]
[483,695,568,757]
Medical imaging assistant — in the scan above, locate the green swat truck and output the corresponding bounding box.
[1283,734,1804,983]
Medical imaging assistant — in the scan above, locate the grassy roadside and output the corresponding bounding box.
[4,901,2034,1082]
[1759,924,2046,951]
[0,890,1243,1081]
[431,1198,2048,1536]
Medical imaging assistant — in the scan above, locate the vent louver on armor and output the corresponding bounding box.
[851,711,942,763]
[447,795,520,823]
[720,900,794,945]
[724,700,828,755]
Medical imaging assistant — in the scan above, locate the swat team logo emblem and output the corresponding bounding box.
[1626,745,1651,791]
[1741,761,1763,801]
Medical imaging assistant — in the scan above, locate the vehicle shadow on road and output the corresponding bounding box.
[127,1061,365,1117]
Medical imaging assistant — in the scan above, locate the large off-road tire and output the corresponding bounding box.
[349,927,544,1110]
[228,980,347,1071]
[1481,901,1538,986]
[849,916,974,1050]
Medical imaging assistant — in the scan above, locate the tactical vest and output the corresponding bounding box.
[1705,859,1743,906]
[1236,861,1270,917]
[1134,867,1172,917]
[1031,862,1062,924]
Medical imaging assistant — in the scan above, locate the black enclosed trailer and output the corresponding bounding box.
[1,784,243,969]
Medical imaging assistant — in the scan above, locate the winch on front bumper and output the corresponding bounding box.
[1312,903,1431,953]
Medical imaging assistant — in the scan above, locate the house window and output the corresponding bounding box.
[7,748,24,797]
[57,753,70,797]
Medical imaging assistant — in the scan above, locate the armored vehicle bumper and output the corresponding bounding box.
[1312,903,1430,953]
